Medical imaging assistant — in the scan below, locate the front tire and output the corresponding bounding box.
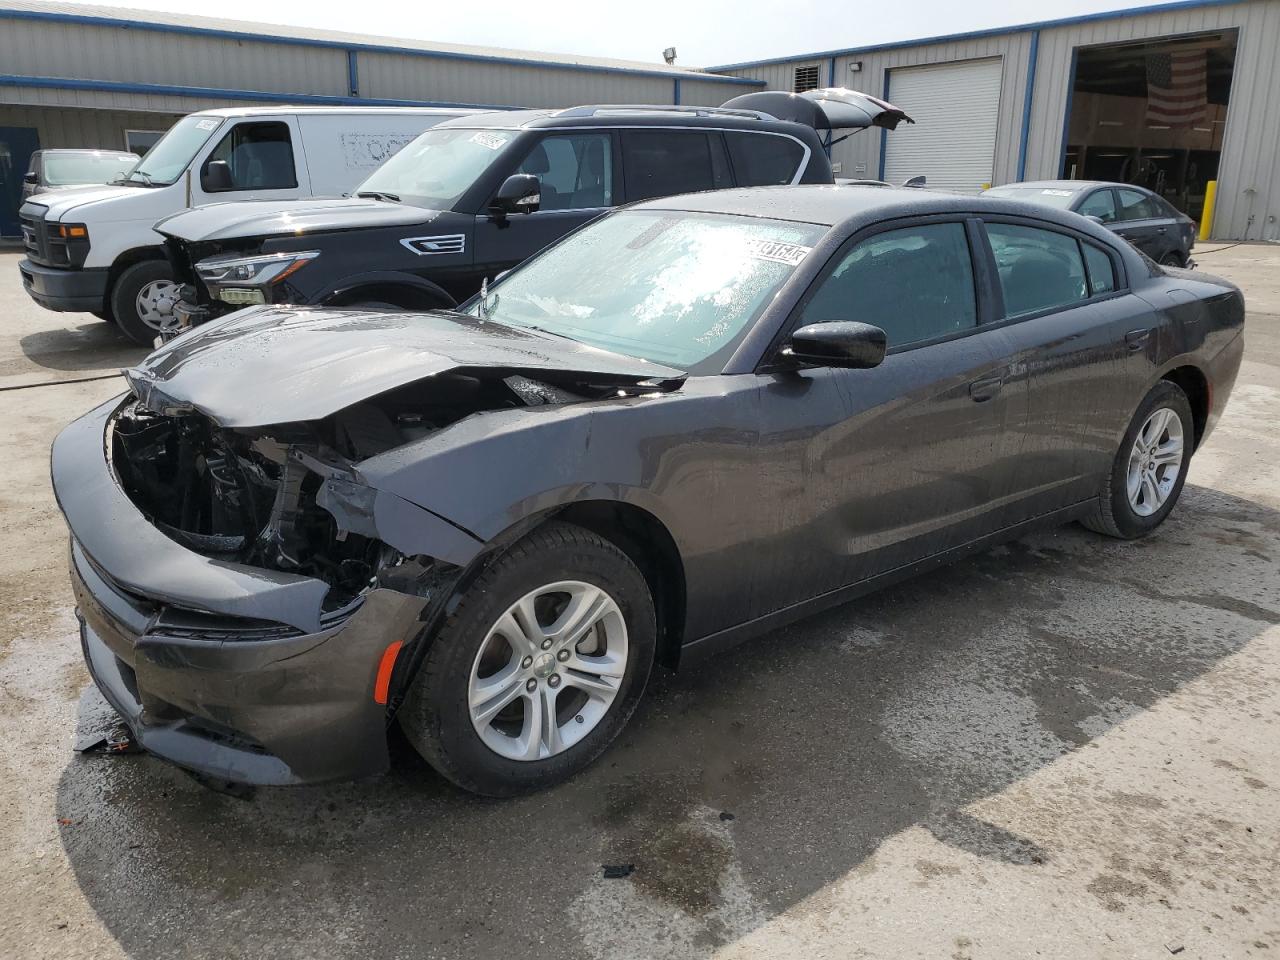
[110,260,182,346]
[1082,380,1193,539]
[399,521,656,796]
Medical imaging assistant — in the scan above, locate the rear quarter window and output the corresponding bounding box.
[620,131,728,202]
[725,132,805,186]
[1082,242,1118,295]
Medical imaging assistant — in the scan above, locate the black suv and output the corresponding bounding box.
[158,93,911,329]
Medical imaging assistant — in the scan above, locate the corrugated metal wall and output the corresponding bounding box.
[721,33,1033,187]
[0,103,183,149]
[1027,0,1280,240]
[721,0,1280,240]
[0,11,755,113]
[358,54,677,109]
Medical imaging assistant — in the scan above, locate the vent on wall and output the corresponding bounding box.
[793,64,820,93]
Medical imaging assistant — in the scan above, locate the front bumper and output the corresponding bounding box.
[71,542,428,784]
[53,397,454,785]
[19,258,107,312]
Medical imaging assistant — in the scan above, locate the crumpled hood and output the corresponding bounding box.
[125,306,684,428]
[156,196,442,243]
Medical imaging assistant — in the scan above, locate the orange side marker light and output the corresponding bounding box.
[373,640,404,705]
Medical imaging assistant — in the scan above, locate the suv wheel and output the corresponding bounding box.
[399,521,655,796]
[1082,380,1193,539]
[110,260,182,345]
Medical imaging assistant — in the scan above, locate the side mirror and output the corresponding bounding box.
[490,174,541,215]
[902,175,927,188]
[1084,214,1105,225]
[201,159,234,193]
[23,171,38,185]
[783,321,887,370]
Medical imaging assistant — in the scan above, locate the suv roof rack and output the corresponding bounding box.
[554,104,776,121]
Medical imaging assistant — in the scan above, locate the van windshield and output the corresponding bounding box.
[123,115,225,186]
[355,127,518,209]
[44,152,138,186]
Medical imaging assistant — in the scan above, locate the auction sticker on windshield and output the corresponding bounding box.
[470,132,508,151]
[195,118,219,131]
[1041,189,1074,197]
[745,239,812,266]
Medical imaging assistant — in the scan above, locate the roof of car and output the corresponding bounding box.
[989,180,1121,192]
[633,184,1111,232]
[436,106,810,133]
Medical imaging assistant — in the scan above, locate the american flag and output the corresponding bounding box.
[1146,50,1208,125]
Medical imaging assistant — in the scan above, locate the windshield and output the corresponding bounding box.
[124,115,224,186]
[356,127,518,208]
[43,152,138,186]
[984,185,1080,209]
[466,210,825,372]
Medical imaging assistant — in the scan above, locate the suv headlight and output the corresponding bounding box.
[195,250,319,302]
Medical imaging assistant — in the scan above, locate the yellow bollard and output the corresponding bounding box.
[1198,180,1218,241]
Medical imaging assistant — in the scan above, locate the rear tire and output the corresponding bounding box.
[399,521,655,797]
[1081,380,1194,539]
[92,308,116,324]
[110,260,181,346]
[1159,251,1185,268]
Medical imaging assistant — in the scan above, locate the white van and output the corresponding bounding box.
[18,105,478,343]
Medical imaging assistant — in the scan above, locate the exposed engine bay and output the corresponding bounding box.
[109,370,640,610]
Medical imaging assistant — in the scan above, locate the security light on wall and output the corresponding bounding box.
[849,61,863,73]
[662,47,677,64]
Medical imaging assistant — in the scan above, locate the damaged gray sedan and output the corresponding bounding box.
[53,186,1244,796]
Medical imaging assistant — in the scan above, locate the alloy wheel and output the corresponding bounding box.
[467,580,628,761]
[1126,406,1185,516]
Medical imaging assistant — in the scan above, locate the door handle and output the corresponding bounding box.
[1156,226,1167,233]
[969,375,1004,402]
[1125,328,1152,351]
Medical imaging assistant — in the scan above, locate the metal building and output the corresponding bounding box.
[713,0,1280,240]
[0,0,761,233]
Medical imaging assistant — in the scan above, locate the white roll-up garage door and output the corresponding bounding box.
[882,58,1003,195]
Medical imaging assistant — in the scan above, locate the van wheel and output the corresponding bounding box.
[111,260,181,345]
[399,521,655,797]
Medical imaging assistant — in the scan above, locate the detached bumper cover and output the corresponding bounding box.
[52,396,471,785]
[19,259,107,312]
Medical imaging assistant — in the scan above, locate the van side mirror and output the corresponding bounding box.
[490,174,541,215]
[23,171,38,185]
[201,159,234,193]
[782,321,887,369]
[1084,214,1104,225]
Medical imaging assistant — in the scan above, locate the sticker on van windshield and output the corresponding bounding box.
[1041,189,1074,197]
[195,118,219,131]
[470,131,508,151]
[745,239,812,266]
[342,133,418,169]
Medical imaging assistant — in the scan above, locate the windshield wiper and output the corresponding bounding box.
[356,190,401,202]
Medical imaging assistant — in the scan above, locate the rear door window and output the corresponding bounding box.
[986,223,1089,317]
[798,222,977,348]
[1077,189,1118,223]
[620,131,728,202]
[1115,188,1161,222]
[517,133,613,210]
[725,132,805,186]
[207,121,296,191]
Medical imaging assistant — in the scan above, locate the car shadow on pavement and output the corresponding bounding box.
[18,321,145,373]
[54,483,1280,959]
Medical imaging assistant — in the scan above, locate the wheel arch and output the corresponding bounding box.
[1161,364,1209,449]
[318,272,457,310]
[106,245,168,304]
[553,500,688,671]
[387,498,689,713]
